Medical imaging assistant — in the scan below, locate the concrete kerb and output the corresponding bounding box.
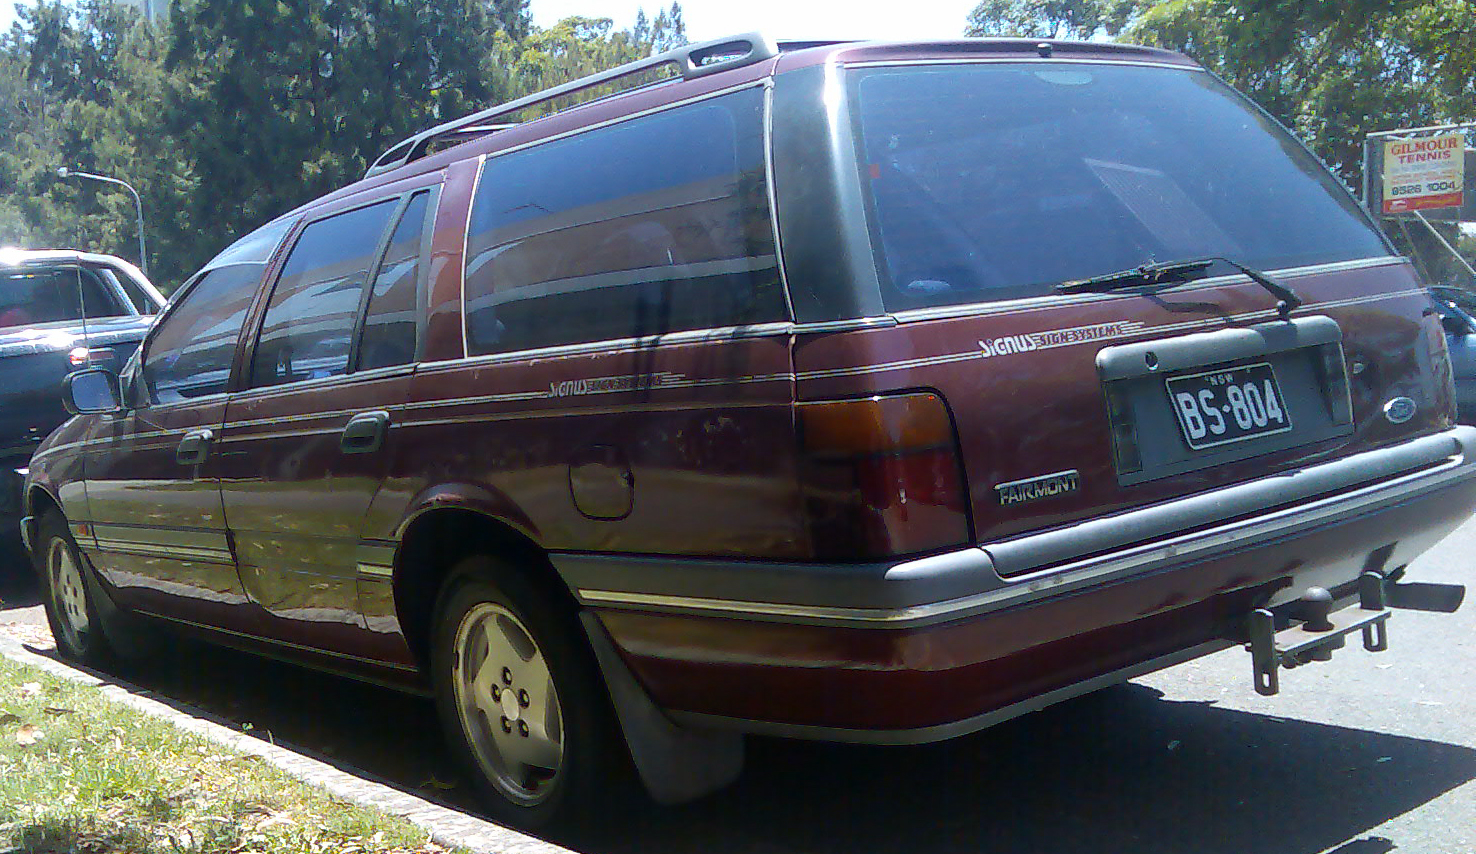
[0,636,575,854]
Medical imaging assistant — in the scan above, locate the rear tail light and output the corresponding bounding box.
[797,392,971,561]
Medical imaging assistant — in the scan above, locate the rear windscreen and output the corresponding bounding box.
[0,267,123,329]
[851,63,1391,311]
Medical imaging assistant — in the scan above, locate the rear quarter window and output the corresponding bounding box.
[463,86,786,355]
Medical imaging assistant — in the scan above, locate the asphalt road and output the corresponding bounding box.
[2,519,1475,854]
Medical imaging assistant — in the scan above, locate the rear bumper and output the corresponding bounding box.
[561,426,1476,740]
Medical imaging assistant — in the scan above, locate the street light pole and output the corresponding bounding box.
[56,166,149,280]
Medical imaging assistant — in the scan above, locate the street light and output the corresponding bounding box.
[56,166,149,279]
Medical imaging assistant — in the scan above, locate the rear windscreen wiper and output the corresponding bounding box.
[1056,259,1216,294]
[1056,257,1304,318]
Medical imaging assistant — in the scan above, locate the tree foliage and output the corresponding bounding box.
[967,0,1475,185]
[0,0,687,290]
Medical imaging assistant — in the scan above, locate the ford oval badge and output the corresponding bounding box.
[1383,396,1417,424]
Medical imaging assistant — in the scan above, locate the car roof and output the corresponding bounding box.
[0,247,146,277]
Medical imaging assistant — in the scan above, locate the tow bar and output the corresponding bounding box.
[1248,571,1466,696]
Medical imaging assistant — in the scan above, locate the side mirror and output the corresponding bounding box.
[1442,314,1470,337]
[63,368,123,415]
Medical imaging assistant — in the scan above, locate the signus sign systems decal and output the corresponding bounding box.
[1382,133,1466,214]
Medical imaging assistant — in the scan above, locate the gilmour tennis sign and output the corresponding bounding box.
[1382,133,1465,214]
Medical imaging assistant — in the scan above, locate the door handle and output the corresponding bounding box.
[175,428,214,466]
[341,411,389,455]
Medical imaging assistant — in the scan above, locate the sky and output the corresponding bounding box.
[0,0,981,42]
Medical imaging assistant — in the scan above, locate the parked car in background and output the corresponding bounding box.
[21,35,1476,829]
[2,249,164,553]
[1428,286,1476,423]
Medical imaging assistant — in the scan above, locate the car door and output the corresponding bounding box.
[214,188,436,658]
[82,263,265,632]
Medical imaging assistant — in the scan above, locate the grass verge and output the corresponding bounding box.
[0,654,464,854]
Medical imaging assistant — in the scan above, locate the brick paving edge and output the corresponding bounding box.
[0,635,574,854]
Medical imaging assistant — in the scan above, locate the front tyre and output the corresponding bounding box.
[431,556,631,829]
[35,512,110,665]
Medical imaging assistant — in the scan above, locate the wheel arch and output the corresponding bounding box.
[392,506,576,674]
[24,483,65,558]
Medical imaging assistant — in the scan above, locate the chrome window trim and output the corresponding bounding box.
[886,256,1408,325]
[419,321,795,373]
[226,362,417,402]
[791,316,898,334]
[761,77,797,322]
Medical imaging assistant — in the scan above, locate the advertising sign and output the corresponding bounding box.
[1382,132,1466,214]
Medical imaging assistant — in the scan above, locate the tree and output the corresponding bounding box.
[964,0,1134,39]
[1117,0,1473,184]
[0,0,693,286]
[162,0,510,279]
[0,1,182,279]
[965,0,1475,188]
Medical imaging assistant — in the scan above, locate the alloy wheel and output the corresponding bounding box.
[48,536,89,649]
[452,602,565,805]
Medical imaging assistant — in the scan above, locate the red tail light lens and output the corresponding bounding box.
[798,392,971,561]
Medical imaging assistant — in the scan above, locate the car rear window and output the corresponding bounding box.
[462,86,786,355]
[0,267,124,328]
[850,63,1391,311]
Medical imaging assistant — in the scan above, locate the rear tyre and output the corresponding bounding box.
[431,555,633,830]
[35,512,111,666]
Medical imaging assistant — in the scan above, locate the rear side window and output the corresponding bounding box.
[96,267,159,314]
[851,64,1391,310]
[357,190,432,371]
[250,201,397,388]
[0,267,124,327]
[143,264,261,404]
[463,86,785,355]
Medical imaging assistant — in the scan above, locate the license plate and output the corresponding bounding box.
[1166,362,1292,450]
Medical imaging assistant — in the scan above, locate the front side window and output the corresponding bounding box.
[142,264,261,404]
[249,201,397,388]
[463,86,786,355]
[851,64,1391,311]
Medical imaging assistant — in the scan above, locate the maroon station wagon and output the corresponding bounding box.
[22,34,1476,827]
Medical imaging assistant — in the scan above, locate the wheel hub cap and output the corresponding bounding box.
[453,602,564,805]
[50,538,89,641]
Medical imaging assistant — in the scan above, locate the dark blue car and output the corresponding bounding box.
[1,249,165,552]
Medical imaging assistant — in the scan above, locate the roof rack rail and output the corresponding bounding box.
[364,31,779,180]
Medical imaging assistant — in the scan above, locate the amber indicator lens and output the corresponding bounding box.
[800,393,956,455]
[798,393,970,561]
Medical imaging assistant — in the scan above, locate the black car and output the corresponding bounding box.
[1,249,165,550]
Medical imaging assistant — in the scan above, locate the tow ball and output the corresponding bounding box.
[1247,571,1466,696]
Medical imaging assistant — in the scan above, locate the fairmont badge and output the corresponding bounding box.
[995,470,1080,506]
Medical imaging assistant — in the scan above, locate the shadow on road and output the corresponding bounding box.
[584,684,1476,854]
[27,631,1470,854]
[0,540,40,610]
